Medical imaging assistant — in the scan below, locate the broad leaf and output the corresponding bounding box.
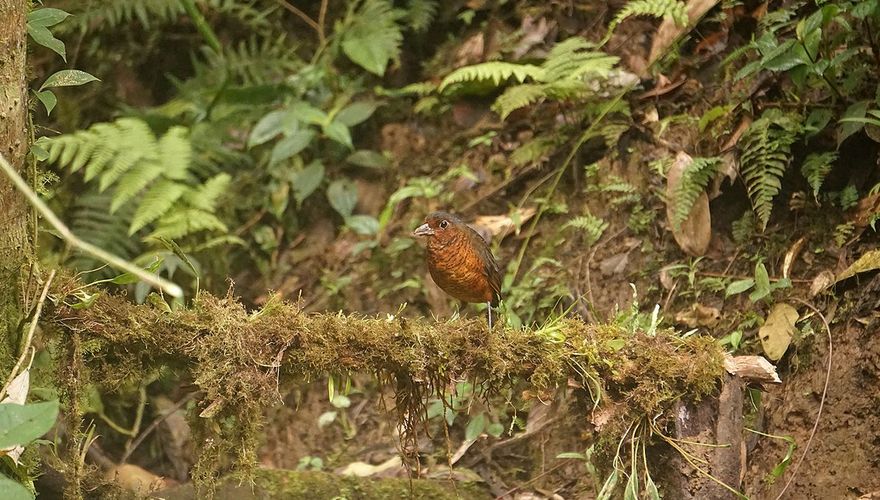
[270,129,315,165]
[327,179,358,218]
[0,400,59,449]
[27,24,65,60]
[346,150,390,169]
[335,101,380,127]
[292,161,324,205]
[35,90,57,116]
[323,121,353,149]
[39,70,99,91]
[0,476,33,500]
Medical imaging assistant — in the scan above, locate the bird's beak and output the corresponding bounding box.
[412,223,434,237]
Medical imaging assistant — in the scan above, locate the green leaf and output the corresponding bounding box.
[335,101,380,127]
[748,263,772,302]
[0,400,59,449]
[270,129,315,165]
[645,473,660,500]
[39,70,99,91]
[0,476,34,500]
[289,102,328,125]
[346,150,390,169]
[725,279,754,297]
[292,161,325,205]
[838,101,869,146]
[35,90,56,116]
[624,471,639,500]
[556,452,587,460]
[465,413,486,441]
[345,215,379,235]
[331,394,351,408]
[327,179,358,218]
[486,422,504,438]
[27,24,65,60]
[340,0,404,75]
[597,469,619,500]
[27,8,71,27]
[323,121,353,149]
[249,110,293,148]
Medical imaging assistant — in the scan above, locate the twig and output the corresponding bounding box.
[0,153,182,298]
[120,391,200,464]
[0,270,55,401]
[775,299,833,500]
[495,462,565,499]
[275,0,322,38]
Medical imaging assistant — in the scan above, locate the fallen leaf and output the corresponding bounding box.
[666,151,712,256]
[782,236,807,279]
[339,456,402,477]
[675,303,722,328]
[809,270,835,297]
[648,0,723,67]
[472,207,537,240]
[513,16,553,58]
[106,464,168,493]
[835,249,880,283]
[759,304,799,361]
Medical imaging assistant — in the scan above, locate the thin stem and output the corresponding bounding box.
[317,0,328,44]
[0,153,183,298]
[510,87,633,282]
[181,0,222,53]
[0,270,55,401]
[775,299,833,500]
[275,0,322,38]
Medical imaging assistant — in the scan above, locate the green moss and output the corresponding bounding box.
[159,469,490,499]
[50,280,726,495]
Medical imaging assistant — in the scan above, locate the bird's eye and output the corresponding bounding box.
[439,220,449,229]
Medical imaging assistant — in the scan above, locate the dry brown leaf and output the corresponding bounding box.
[339,456,403,477]
[648,0,723,67]
[472,207,536,240]
[759,303,799,361]
[675,303,722,328]
[513,16,553,58]
[105,464,168,493]
[666,151,712,256]
[810,270,835,297]
[782,236,807,279]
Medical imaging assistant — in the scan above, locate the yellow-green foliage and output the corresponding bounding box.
[50,278,726,492]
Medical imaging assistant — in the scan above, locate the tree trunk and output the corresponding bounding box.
[0,0,31,369]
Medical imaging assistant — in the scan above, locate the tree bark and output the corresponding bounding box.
[0,0,31,368]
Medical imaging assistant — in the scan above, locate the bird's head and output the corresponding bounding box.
[412,211,464,245]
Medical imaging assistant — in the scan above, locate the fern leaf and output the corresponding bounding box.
[184,173,230,211]
[406,0,437,32]
[739,109,802,230]
[540,38,619,82]
[564,213,609,245]
[149,209,228,240]
[672,156,722,229]
[340,0,405,76]
[439,62,542,91]
[608,0,689,37]
[800,151,837,199]
[111,162,165,213]
[130,180,187,234]
[158,126,192,181]
[493,84,547,119]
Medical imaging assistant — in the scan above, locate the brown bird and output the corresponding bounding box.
[412,211,502,327]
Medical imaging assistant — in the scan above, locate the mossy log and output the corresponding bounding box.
[50,281,729,493]
[156,469,490,500]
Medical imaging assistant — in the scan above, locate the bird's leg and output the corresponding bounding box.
[487,302,493,329]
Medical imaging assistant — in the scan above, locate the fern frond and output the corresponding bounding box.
[68,192,139,277]
[672,156,723,229]
[608,0,689,35]
[510,136,558,167]
[158,126,193,181]
[540,38,619,82]
[149,209,228,240]
[800,151,837,199]
[493,84,547,119]
[439,62,542,91]
[184,173,231,211]
[406,0,437,32]
[340,0,405,76]
[564,213,609,246]
[130,180,188,235]
[739,109,802,230]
